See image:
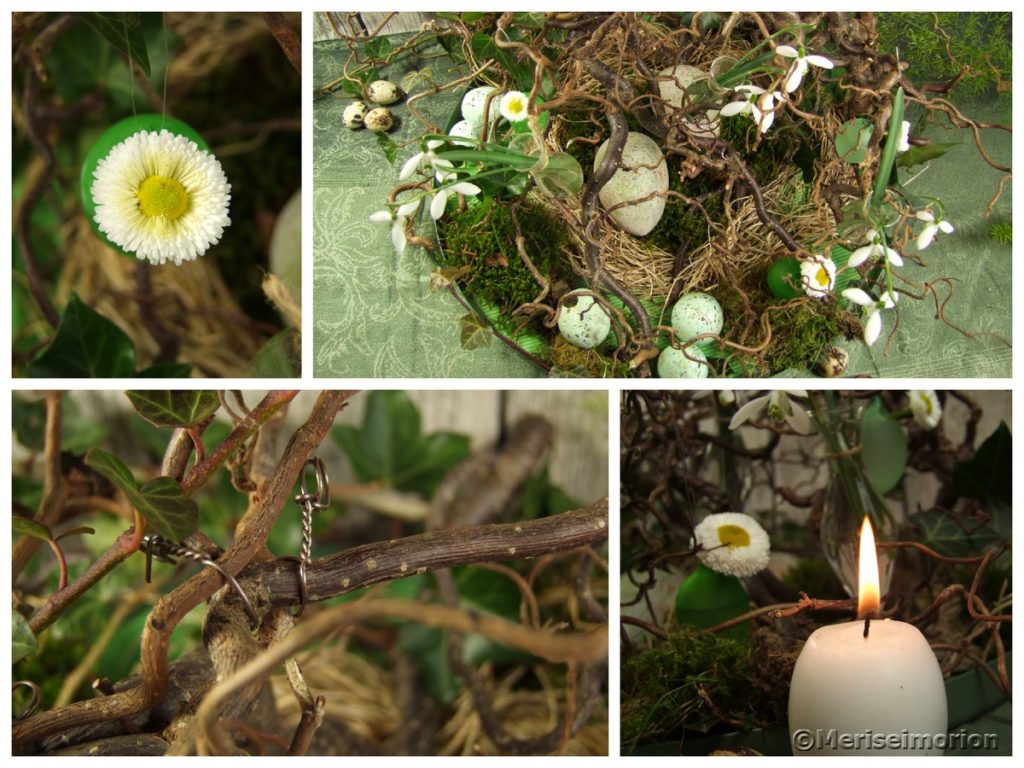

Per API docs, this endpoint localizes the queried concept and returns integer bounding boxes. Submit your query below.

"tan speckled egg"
[364,107,395,133]
[366,79,402,105]
[342,101,368,129]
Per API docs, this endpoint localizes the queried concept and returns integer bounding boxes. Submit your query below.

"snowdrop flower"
[694,512,771,577]
[429,181,481,220]
[908,390,942,429]
[916,210,955,250]
[842,287,898,346]
[399,140,456,182]
[729,390,814,434]
[90,129,231,265]
[753,89,785,133]
[720,84,766,118]
[800,254,836,298]
[499,90,529,122]
[848,229,904,268]
[897,120,911,153]
[369,198,421,255]
[775,45,834,93]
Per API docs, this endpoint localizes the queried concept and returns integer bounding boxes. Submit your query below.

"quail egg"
[342,101,368,129]
[658,345,709,378]
[366,79,402,106]
[557,290,611,349]
[364,107,395,133]
[670,292,724,341]
[449,119,479,140]
[461,86,498,125]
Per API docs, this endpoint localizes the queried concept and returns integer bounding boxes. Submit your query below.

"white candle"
[788,517,947,755]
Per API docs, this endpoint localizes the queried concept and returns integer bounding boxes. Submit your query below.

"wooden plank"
[313,11,433,41]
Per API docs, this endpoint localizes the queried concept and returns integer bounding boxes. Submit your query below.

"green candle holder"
[79,114,209,254]
[675,563,751,641]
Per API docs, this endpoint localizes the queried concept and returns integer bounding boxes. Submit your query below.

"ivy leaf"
[29,294,136,378]
[13,612,37,664]
[834,117,873,164]
[12,516,53,542]
[912,510,1002,558]
[363,36,393,60]
[859,397,907,495]
[81,12,150,77]
[459,313,492,350]
[126,391,221,428]
[85,448,198,542]
[954,422,1011,539]
[248,329,301,378]
[136,362,194,378]
[375,132,399,165]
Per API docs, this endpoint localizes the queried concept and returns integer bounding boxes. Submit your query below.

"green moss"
[988,220,1012,244]
[621,627,791,749]
[876,13,1011,102]
[549,334,628,377]
[437,197,572,312]
[763,301,850,373]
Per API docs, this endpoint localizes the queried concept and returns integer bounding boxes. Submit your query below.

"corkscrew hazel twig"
[140,534,259,630]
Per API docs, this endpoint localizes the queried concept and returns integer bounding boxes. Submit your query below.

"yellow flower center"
[507,98,526,116]
[137,176,189,220]
[815,266,830,287]
[717,524,751,548]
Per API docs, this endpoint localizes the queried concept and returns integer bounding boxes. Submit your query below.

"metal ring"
[280,556,309,617]
[297,457,330,509]
[13,680,42,721]
[199,557,260,631]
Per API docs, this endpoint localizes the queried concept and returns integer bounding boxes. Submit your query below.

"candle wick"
[863,615,871,638]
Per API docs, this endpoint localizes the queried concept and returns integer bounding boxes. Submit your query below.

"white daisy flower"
[369,198,421,255]
[90,129,231,265]
[399,139,456,182]
[916,210,955,250]
[729,390,814,434]
[848,229,903,268]
[499,90,529,122]
[908,390,942,429]
[694,512,771,578]
[800,254,836,298]
[429,181,481,220]
[775,45,834,93]
[842,287,898,346]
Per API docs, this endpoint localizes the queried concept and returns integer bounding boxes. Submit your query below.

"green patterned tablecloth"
[313,38,538,377]
[314,37,1011,378]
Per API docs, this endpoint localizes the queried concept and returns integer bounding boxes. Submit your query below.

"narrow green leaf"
[81,12,151,77]
[12,516,53,542]
[859,397,908,495]
[13,612,38,663]
[29,294,136,378]
[897,142,959,168]
[126,391,221,428]
[871,86,904,207]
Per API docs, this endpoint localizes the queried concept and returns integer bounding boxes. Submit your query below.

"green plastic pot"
[675,563,751,641]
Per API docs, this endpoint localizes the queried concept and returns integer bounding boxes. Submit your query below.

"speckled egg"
[342,101,368,129]
[461,86,498,125]
[670,292,724,341]
[594,132,669,236]
[364,107,394,133]
[658,345,709,378]
[557,291,611,349]
[366,79,402,105]
[449,119,479,140]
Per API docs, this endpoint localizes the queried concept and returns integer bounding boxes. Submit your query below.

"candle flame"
[858,516,880,618]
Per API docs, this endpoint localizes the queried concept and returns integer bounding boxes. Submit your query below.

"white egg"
[449,119,479,140]
[461,86,499,125]
[557,291,611,349]
[342,101,368,129]
[364,107,394,133]
[658,345,709,378]
[366,79,402,105]
[670,292,724,341]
